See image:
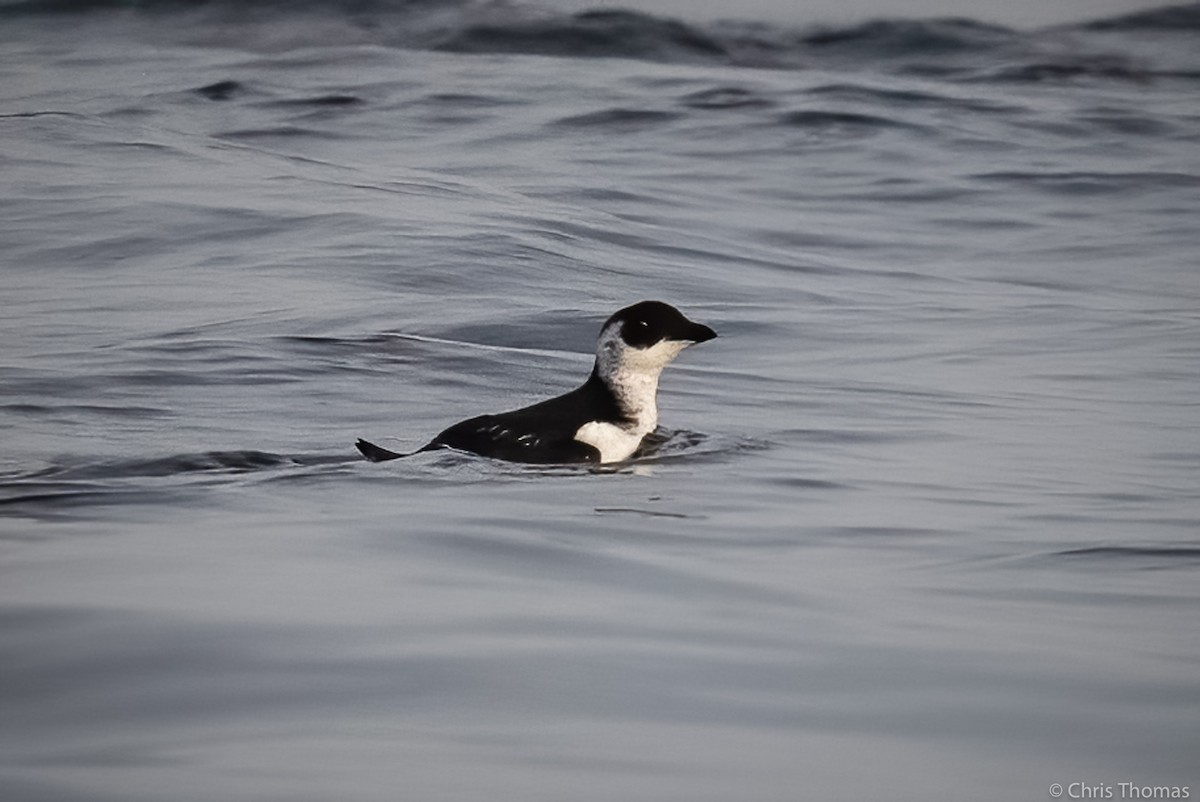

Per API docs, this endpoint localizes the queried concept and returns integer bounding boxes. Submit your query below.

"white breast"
[574,421,647,463]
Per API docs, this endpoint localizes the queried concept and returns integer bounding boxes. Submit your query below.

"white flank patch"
[574,421,645,463]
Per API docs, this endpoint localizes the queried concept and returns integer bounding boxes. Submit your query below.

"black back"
[427,367,627,463]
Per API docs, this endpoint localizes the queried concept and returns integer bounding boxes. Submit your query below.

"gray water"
[2,3,1199,800]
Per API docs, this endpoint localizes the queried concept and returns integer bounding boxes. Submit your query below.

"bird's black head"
[602,301,717,349]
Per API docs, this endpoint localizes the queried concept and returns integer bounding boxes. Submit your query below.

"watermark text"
[1049,783,1190,800]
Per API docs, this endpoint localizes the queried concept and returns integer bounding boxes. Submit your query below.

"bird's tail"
[355,438,436,462]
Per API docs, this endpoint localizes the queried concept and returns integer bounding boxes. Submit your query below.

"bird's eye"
[637,320,649,327]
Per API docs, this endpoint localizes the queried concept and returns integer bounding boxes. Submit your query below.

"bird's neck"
[593,361,661,434]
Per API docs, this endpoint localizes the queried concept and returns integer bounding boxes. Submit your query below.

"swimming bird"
[356,300,716,464]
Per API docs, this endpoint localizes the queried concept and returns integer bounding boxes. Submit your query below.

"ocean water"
[2,1,1199,800]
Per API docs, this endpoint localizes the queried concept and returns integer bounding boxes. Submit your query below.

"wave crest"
[3,0,1196,81]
